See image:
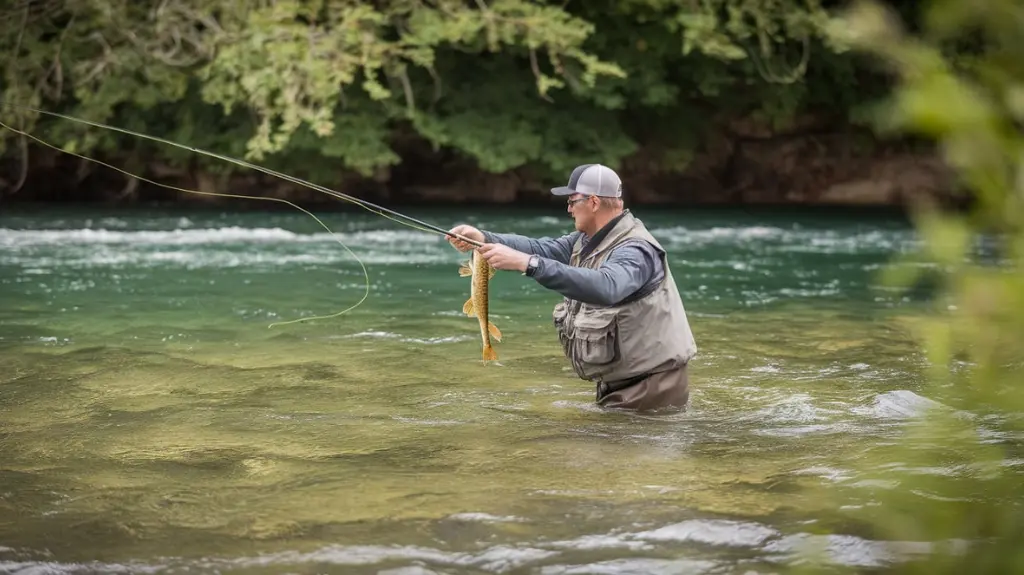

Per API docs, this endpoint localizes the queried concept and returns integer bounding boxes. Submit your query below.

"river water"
[0,205,948,573]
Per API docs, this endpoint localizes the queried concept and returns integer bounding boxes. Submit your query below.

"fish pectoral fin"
[487,265,497,279]
[488,322,502,342]
[458,261,473,277]
[463,298,476,317]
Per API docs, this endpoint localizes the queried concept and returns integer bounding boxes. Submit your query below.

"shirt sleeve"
[481,230,578,264]
[529,239,663,306]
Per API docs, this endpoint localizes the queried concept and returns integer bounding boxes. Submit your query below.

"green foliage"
[195,0,628,162]
[673,0,835,83]
[0,0,893,190]
[815,0,1024,572]
[405,55,638,177]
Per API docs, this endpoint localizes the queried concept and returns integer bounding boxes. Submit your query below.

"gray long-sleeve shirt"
[481,229,665,307]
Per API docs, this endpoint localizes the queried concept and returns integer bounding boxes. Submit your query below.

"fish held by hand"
[459,250,502,362]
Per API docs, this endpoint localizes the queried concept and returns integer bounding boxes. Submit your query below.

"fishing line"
[0,102,484,326]
[0,102,484,247]
[0,117,375,328]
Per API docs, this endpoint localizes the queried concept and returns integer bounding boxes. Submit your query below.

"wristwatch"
[524,254,540,277]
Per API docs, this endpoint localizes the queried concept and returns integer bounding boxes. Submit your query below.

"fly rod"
[0,101,485,248]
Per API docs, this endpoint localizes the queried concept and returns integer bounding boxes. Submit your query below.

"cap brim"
[550,186,576,196]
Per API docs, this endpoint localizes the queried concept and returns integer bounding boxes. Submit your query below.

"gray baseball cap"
[550,164,622,198]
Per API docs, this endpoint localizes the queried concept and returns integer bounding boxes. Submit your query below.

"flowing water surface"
[0,205,946,573]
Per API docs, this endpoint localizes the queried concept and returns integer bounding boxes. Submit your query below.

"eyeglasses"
[567,197,588,207]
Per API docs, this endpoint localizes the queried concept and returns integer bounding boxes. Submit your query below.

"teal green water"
[0,206,942,573]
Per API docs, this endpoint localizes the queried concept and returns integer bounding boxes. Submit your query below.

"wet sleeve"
[481,231,578,264]
[528,240,661,306]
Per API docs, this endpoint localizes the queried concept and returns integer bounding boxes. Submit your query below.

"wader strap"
[596,373,649,400]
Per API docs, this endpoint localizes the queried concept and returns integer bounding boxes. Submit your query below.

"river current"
[0,206,949,573]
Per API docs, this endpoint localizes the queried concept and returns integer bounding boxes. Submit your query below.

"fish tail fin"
[488,322,502,342]
[482,345,498,361]
[458,260,473,277]
[463,298,476,317]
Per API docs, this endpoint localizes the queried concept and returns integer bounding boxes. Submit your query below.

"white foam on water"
[540,558,720,575]
[470,546,560,572]
[649,225,917,254]
[342,331,402,339]
[433,310,471,317]
[651,225,789,244]
[792,466,855,482]
[447,512,524,523]
[632,519,779,547]
[763,533,941,568]
[749,393,834,424]
[337,332,471,345]
[378,567,442,575]
[778,287,842,297]
[0,226,441,247]
[0,226,462,269]
[0,526,963,574]
[852,390,947,420]
[545,534,653,552]
[402,335,473,345]
[0,226,298,246]
[0,561,160,574]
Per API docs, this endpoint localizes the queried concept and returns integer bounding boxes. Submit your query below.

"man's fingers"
[446,227,479,252]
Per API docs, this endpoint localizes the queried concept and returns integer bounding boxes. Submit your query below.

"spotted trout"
[459,250,502,361]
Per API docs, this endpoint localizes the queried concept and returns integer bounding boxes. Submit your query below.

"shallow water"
[0,205,952,573]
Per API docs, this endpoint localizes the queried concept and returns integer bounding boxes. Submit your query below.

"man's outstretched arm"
[482,230,578,264]
[529,240,662,306]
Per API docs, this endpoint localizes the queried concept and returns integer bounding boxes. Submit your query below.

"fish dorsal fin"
[458,260,473,277]
[463,298,476,317]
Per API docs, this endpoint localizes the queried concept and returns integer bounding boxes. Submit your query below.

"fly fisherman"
[447,164,697,411]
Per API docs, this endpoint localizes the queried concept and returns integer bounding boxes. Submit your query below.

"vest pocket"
[552,301,571,357]
[571,307,620,378]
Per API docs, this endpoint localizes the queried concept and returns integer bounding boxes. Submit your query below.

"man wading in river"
[447,164,697,411]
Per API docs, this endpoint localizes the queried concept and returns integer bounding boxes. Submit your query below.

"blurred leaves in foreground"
[793,0,1024,572]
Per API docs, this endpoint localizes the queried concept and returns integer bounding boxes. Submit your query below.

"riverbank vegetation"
[0,0,949,206]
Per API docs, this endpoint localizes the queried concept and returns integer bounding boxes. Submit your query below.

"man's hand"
[446,224,484,252]
[478,243,531,273]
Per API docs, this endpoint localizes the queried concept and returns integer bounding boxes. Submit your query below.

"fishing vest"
[552,211,697,386]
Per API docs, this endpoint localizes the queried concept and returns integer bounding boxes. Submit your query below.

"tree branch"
[427,63,443,107]
[396,64,415,114]
[11,133,28,194]
[40,13,75,100]
[530,49,554,102]
[116,173,139,201]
